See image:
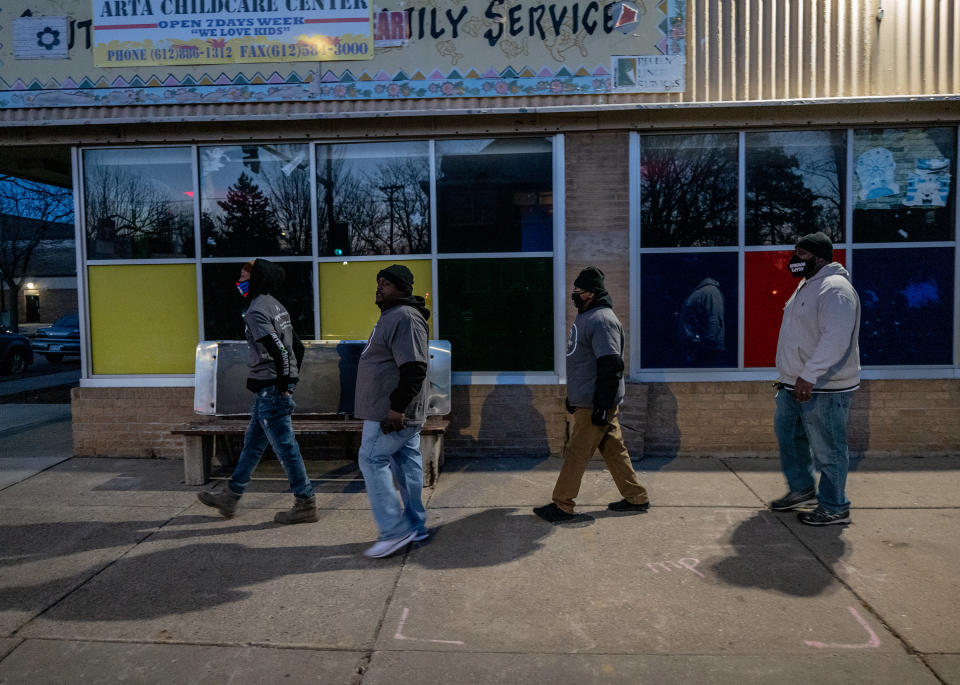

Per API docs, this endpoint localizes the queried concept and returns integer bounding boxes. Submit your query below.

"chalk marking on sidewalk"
[394,607,465,645]
[804,607,880,649]
[646,557,704,578]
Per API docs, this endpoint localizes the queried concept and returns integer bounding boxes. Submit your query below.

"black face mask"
[571,292,586,309]
[788,255,817,279]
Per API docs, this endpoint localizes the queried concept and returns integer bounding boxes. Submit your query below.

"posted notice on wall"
[92,0,373,67]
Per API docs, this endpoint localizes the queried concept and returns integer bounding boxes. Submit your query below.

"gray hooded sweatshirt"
[775,262,861,391]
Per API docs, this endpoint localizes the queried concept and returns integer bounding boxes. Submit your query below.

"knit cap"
[573,266,606,292]
[377,264,414,295]
[796,232,834,262]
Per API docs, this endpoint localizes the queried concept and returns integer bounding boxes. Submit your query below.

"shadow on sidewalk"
[0,508,552,621]
[707,511,847,597]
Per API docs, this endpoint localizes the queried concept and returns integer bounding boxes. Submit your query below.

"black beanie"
[377,264,414,295]
[574,266,606,293]
[796,232,834,262]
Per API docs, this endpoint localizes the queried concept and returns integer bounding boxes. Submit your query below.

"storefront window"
[639,133,738,247]
[438,257,553,371]
[853,128,956,243]
[316,142,430,257]
[743,250,846,367]
[746,130,845,245]
[854,247,954,365]
[199,144,312,257]
[318,260,432,340]
[84,147,194,259]
[639,252,738,368]
[436,138,553,253]
[201,262,316,341]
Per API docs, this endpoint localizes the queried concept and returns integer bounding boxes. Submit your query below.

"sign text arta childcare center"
[92,0,374,66]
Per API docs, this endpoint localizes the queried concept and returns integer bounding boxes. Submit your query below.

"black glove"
[565,398,576,415]
[591,407,609,426]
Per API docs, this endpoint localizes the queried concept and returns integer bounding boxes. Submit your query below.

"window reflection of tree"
[85,165,193,258]
[318,144,430,256]
[746,132,843,245]
[201,144,310,257]
[641,134,738,247]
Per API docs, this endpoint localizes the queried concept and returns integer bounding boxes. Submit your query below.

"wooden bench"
[173,414,449,487]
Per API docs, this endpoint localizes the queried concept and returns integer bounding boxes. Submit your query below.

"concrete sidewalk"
[0,418,957,684]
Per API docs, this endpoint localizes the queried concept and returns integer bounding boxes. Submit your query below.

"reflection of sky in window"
[84,147,191,204]
[436,138,551,156]
[321,141,428,179]
[750,131,841,207]
[200,144,308,205]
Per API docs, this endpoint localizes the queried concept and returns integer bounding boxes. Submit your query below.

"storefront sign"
[1,0,686,107]
[92,0,374,66]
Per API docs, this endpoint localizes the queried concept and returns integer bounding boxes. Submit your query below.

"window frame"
[74,137,566,387]
[629,127,960,383]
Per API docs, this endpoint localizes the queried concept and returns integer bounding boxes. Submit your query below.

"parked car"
[0,325,33,376]
[31,313,80,363]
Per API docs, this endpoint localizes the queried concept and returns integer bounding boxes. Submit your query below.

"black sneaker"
[798,506,850,526]
[533,503,578,523]
[608,499,650,513]
[769,488,817,511]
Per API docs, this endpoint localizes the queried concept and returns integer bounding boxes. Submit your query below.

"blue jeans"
[774,388,853,513]
[358,420,427,541]
[228,386,314,499]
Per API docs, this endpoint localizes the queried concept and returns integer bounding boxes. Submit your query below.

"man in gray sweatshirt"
[770,232,861,526]
[198,259,316,525]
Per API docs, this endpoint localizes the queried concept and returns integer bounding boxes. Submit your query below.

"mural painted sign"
[91,0,373,66]
[0,0,686,107]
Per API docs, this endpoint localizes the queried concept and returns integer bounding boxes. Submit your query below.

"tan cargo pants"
[552,407,649,513]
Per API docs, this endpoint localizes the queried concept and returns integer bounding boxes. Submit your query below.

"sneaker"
[533,503,578,523]
[769,488,817,511]
[363,530,417,559]
[274,496,318,524]
[198,490,240,518]
[608,499,650,513]
[412,529,432,542]
[798,506,850,526]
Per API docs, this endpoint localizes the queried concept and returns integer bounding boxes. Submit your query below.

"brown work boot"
[274,496,318,524]
[198,489,240,518]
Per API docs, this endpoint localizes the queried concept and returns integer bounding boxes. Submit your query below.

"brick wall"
[72,380,959,460]
[565,130,632,372]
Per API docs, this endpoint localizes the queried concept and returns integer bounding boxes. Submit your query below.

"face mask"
[788,255,817,279]
[571,292,585,309]
[236,279,250,297]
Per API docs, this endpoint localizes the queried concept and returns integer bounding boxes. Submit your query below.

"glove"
[591,407,609,426]
[565,398,576,415]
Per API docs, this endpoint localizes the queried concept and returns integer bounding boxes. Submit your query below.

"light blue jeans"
[774,388,854,514]
[358,420,427,541]
[228,386,314,499]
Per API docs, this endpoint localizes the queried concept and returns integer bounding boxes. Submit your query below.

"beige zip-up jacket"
[775,262,861,391]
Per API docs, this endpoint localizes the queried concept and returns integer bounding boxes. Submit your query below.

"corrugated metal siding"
[0,0,956,127]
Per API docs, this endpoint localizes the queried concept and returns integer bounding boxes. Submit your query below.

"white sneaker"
[363,530,417,559]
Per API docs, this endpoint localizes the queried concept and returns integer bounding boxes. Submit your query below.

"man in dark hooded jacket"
[534,266,650,523]
[355,264,432,558]
[198,259,316,524]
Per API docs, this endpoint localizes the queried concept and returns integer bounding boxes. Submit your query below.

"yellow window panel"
[88,264,198,374]
[319,260,433,340]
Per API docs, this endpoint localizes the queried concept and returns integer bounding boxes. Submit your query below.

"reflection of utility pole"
[322,150,349,256]
[379,184,402,253]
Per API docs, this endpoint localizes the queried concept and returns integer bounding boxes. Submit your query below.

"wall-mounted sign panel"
[91,0,374,66]
[0,0,685,108]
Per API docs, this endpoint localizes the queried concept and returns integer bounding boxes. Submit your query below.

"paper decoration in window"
[856,147,900,200]
[903,158,951,207]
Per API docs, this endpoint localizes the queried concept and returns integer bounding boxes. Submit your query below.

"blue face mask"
[236,280,249,297]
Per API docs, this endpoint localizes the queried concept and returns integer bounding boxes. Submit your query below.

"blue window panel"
[640,252,739,368]
[854,247,955,365]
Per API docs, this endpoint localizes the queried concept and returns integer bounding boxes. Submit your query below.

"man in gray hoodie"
[770,232,861,526]
[197,259,316,525]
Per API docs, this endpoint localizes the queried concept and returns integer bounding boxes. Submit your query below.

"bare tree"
[0,175,73,331]
[263,164,311,254]
[85,165,192,258]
